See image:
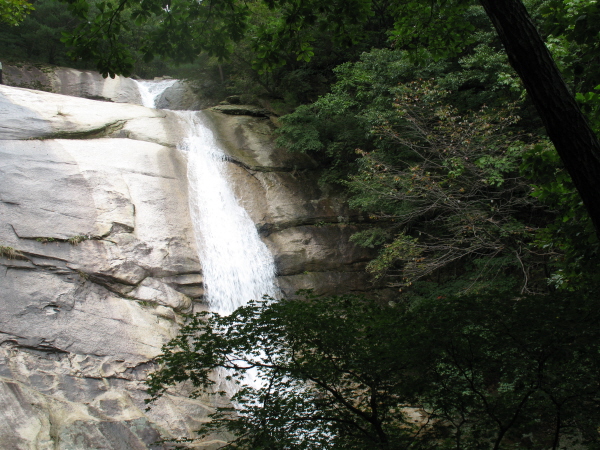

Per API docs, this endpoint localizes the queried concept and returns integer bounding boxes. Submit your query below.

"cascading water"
[134,79,177,108]
[135,79,279,315]
[177,111,279,314]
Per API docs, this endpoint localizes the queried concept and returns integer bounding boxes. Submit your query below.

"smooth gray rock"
[154,80,209,111]
[52,68,143,104]
[265,224,373,276]
[3,64,214,111]
[203,109,318,171]
[0,84,201,448]
[3,64,142,104]
[0,70,377,449]
[0,85,185,146]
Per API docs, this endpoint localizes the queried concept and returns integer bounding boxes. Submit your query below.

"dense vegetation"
[148,290,600,449]
[4,0,600,448]
[0,0,33,26]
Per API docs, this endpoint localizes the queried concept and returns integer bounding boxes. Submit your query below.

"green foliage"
[147,293,421,449]
[0,0,81,66]
[35,237,56,243]
[68,234,88,245]
[275,32,531,179]
[274,12,598,290]
[0,0,34,26]
[50,0,512,94]
[389,0,476,59]
[415,289,600,449]
[540,0,600,90]
[147,289,600,449]
[521,143,600,289]
[540,0,600,130]
[276,48,442,183]
[275,40,582,293]
[55,0,247,77]
[345,81,548,292]
[576,84,600,133]
[220,0,386,109]
[0,245,24,259]
[55,0,394,79]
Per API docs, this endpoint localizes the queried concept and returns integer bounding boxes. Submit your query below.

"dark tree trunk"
[479,0,600,238]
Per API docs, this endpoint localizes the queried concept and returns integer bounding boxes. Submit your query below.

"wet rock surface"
[0,72,376,449]
[3,64,215,111]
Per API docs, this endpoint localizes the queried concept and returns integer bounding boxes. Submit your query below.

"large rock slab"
[3,64,211,110]
[0,85,184,146]
[0,73,379,449]
[0,85,207,448]
[3,64,142,104]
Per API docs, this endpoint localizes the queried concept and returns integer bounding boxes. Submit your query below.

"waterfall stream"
[178,111,279,314]
[134,79,177,108]
[135,79,279,314]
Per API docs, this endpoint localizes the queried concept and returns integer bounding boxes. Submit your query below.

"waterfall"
[135,79,279,315]
[177,111,279,314]
[134,79,177,108]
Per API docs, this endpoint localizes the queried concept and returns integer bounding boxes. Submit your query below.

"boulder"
[154,80,210,111]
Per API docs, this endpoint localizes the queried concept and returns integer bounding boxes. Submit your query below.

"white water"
[135,79,279,315]
[177,111,279,314]
[134,79,178,108]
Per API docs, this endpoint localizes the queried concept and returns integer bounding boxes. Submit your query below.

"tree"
[345,81,551,293]
[477,0,600,240]
[146,290,600,449]
[147,294,422,449]
[0,0,80,66]
[57,0,386,77]
[0,0,33,26]
[57,0,600,238]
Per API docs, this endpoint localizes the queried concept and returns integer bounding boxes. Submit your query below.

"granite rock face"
[202,109,376,297]
[0,74,375,449]
[3,64,214,110]
[153,79,213,111]
[0,85,212,450]
[3,64,143,104]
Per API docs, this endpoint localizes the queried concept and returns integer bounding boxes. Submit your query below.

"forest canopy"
[3,0,600,448]
[44,0,600,240]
